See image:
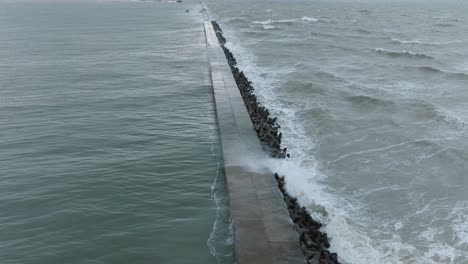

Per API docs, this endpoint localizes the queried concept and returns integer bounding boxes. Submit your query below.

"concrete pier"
[204,21,304,264]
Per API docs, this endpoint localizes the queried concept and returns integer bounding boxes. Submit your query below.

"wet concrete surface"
[204,21,304,264]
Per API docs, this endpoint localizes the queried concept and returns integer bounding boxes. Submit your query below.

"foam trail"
[206,120,234,263]
[417,147,450,161]
[206,118,222,261]
[207,160,222,262]
[329,139,430,164]
[388,38,464,45]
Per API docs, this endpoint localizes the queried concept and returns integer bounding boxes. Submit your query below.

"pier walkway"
[203,20,304,264]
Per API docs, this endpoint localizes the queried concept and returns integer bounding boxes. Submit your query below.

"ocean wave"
[252,19,293,25]
[416,201,468,263]
[431,106,468,130]
[262,25,277,30]
[375,48,434,59]
[252,16,324,25]
[311,31,339,38]
[413,66,445,74]
[390,38,464,46]
[405,66,468,79]
[301,16,319,22]
[405,100,468,130]
[345,94,396,107]
[391,38,428,45]
[451,201,468,247]
[225,17,249,24]
[355,28,372,34]
[432,15,461,22]
[434,23,455,28]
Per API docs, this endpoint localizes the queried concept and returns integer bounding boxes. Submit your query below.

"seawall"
[203,20,304,263]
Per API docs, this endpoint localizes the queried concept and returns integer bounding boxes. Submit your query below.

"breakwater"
[204,19,304,263]
[210,21,341,264]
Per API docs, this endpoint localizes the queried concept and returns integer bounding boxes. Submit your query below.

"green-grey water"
[3,0,468,264]
[0,2,233,263]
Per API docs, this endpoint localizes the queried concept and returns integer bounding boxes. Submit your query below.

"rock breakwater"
[211,20,341,264]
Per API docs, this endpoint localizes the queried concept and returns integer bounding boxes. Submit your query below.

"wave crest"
[391,38,464,46]
[252,16,324,25]
[405,66,468,79]
[391,38,428,45]
[301,16,319,22]
[375,48,433,59]
[434,23,455,28]
[346,94,396,108]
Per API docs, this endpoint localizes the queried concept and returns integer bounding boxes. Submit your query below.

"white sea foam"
[263,25,276,30]
[207,122,235,263]
[207,119,222,261]
[451,201,468,247]
[432,15,460,22]
[301,16,319,22]
[391,37,464,46]
[252,18,297,24]
[391,38,426,45]
[252,19,272,25]
[252,16,322,26]
[207,159,222,260]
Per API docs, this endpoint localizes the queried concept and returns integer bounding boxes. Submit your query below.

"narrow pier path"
[203,20,304,264]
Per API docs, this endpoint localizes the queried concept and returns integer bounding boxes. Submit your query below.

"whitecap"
[391,38,464,46]
[276,18,299,23]
[375,48,434,59]
[263,25,276,30]
[450,201,468,247]
[301,16,319,22]
[391,38,425,45]
[252,19,273,25]
[252,16,323,26]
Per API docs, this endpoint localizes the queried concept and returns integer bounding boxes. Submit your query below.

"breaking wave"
[345,94,396,108]
[301,16,319,22]
[252,16,325,25]
[391,38,430,45]
[390,38,464,46]
[405,66,468,79]
[262,25,277,30]
[407,100,468,130]
[375,48,434,59]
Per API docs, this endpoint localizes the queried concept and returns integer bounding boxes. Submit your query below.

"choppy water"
[207,0,468,263]
[0,2,234,263]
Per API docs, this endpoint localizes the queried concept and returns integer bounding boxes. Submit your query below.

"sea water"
[0,1,234,263]
[206,0,468,263]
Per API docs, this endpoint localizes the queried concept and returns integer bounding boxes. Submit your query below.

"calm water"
[207,0,468,263]
[0,1,234,263]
